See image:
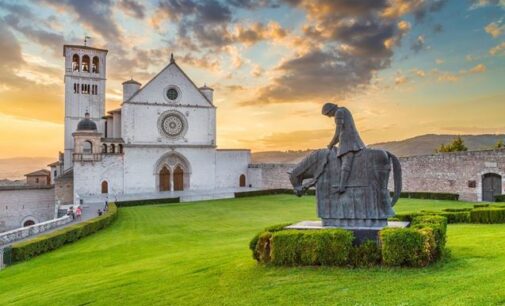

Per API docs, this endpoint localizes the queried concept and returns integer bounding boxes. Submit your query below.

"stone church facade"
[55,44,250,203]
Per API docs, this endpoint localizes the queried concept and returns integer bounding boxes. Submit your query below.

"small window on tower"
[82,55,90,72]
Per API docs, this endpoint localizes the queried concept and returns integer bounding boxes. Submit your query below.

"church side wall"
[0,187,55,233]
[73,155,124,200]
[123,147,216,193]
[215,150,251,188]
[249,150,505,202]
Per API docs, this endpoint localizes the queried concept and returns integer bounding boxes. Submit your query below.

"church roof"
[122,79,141,85]
[25,169,50,177]
[47,161,60,167]
[77,113,97,131]
[123,55,214,107]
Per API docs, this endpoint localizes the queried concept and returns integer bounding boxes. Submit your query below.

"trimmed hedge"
[10,203,118,263]
[394,205,505,224]
[495,195,505,202]
[270,229,353,266]
[116,197,180,207]
[390,191,459,201]
[470,207,505,223]
[380,215,447,267]
[251,216,447,267]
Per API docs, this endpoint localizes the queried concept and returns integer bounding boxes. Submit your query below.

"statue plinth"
[286,220,409,245]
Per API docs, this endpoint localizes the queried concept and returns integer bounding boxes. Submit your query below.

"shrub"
[495,195,505,202]
[379,228,432,267]
[442,208,472,212]
[439,211,470,223]
[235,189,292,198]
[116,198,179,207]
[249,223,291,260]
[411,215,447,256]
[474,204,490,208]
[470,208,505,224]
[270,229,353,266]
[11,203,118,263]
[391,192,459,201]
[349,240,381,267]
[394,211,469,224]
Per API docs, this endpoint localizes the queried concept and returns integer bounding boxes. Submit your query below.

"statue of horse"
[289,147,402,228]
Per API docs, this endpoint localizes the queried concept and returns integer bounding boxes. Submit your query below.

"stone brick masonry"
[248,149,505,202]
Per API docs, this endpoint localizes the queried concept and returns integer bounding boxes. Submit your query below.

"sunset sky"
[0,0,504,159]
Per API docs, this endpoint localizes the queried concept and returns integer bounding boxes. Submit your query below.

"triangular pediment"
[125,61,213,107]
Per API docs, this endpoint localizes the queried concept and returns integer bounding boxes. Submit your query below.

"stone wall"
[248,149,505,202]
[248,163,295,189]
[395,149,505,202]
[0,215,72,246]
[0,186,56,232]
[55,172,74,205]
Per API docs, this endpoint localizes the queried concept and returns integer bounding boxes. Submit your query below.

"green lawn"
[1,195,504,305]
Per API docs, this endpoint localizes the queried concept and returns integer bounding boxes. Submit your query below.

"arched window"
[239,174,246,187]
[101,181,108,194]
[92,56,99,73]
[23,219,35,227]
[73,83,80,94]
[118,144,123,154]
[110,144,115,154]
[102,144,107,153]
[83,140,93,154]
[72,54,80,72]
[82,55,90,72]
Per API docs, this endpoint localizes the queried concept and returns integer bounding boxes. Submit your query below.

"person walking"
[75,206,82,220]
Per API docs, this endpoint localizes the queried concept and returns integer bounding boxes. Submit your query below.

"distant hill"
[251,134,505,164]
[0,157,54,180]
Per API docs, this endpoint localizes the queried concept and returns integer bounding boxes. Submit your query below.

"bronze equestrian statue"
[289,103,402,228]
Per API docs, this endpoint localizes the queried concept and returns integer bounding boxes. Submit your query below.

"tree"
[495,139,505,149]
[436,136,468,153]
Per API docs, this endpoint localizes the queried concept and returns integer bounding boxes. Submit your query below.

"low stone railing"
[0,215,72,246]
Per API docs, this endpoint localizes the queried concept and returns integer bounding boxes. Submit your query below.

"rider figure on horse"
[322,103,366,194]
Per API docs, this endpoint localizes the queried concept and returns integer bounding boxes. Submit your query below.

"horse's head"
[288,148,332,196]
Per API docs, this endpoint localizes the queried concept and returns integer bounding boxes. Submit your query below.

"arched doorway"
[159,167,171,191]
[482,173,502,202]
[174,166,184,191]
[23,220,35,227]
[101,181,108,194]
[239,174,246,187]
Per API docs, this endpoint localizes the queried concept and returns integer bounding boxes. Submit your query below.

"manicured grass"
[1,195,504,305]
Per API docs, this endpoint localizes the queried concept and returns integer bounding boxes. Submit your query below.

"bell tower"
[62,44,108,170]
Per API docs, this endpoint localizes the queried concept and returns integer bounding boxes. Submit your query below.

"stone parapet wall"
[249,149,505,202]
[0,215,72,246]
[248,163,295,189]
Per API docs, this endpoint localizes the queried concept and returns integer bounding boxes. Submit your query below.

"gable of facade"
[121,61,216,146]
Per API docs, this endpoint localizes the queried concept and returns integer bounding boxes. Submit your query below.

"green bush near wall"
[116,198,180,207]
[390,192,459,201]
[10,203,118,263]
[495,195,505,202]
[470,207,505,223]
[250,215,447,268]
